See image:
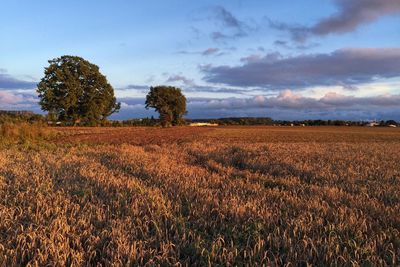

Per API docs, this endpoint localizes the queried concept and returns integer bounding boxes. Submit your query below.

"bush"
[0,123,55,144]
[0,112,45,124]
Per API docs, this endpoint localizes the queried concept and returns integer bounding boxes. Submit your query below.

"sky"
[1,0,400,120]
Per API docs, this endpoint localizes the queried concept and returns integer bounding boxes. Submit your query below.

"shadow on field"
[81,149,284,264]
[187,146,327,188]
[48,156,196,266]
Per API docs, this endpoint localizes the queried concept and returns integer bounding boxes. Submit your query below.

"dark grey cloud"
[319,92,400,107]
[209,6,250,41]
[274,39,319,50]
[203,48,400,89]
[211,31,228,41]
[4,92,397,121]
[210,31,247,41]
[4,88,395,121]
[0,70,37,90]
[213,6,242,29]
[177,47,224,56]
[185,91,400,120]
[202,48,220,56]
[274,40,289,48]
[269,0,400,41]
[313,0,400,35]
[190,6,258,42]
[166,77,256,95]
[183,85,251,95]
[110,97,155,120]
[267,19,310,42]
[117,84,149,91]
[240,54,264,63]
[111,92,400,121]
[117,80,252,96]
[166,75,195,86]
[177,50,196,55]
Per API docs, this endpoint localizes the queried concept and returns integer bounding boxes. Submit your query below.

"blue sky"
[1,0,400,120]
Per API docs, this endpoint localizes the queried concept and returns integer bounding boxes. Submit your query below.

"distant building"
[366,122,379,127]
[47,121,62,126]
[189,122,219,127]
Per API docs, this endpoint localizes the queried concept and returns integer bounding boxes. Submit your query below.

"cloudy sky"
[1,0,400,120]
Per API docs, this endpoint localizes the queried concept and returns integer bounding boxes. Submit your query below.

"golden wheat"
[0,126,399,266]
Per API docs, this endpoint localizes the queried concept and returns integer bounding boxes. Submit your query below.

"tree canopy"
[145,86,187,127]
[37,55,120,124]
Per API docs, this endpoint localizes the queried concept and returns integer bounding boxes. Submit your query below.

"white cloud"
[0,90,38,109]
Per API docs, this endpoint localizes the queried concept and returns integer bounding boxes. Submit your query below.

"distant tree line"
[275,120,362,126]
[275,120,399,127]
[1,111,398,127]
[189,117,274,126]
[187,118,399,127]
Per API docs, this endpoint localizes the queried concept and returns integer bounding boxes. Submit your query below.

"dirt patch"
[53,126,215,145]
[52,126,400,146]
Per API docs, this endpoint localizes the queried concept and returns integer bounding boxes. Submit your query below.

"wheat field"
[0,126,399,266]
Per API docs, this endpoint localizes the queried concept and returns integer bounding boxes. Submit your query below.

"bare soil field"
[54,126,400,145]
[54,126,214,145]
[0,126,399,266]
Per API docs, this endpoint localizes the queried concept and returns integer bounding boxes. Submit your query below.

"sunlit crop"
[0,126,399,266]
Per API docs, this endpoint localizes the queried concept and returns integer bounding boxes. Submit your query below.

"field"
[0,126,399,266]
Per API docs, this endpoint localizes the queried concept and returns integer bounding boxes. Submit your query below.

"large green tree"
[145,86,187,127]
[37,55,120,124]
